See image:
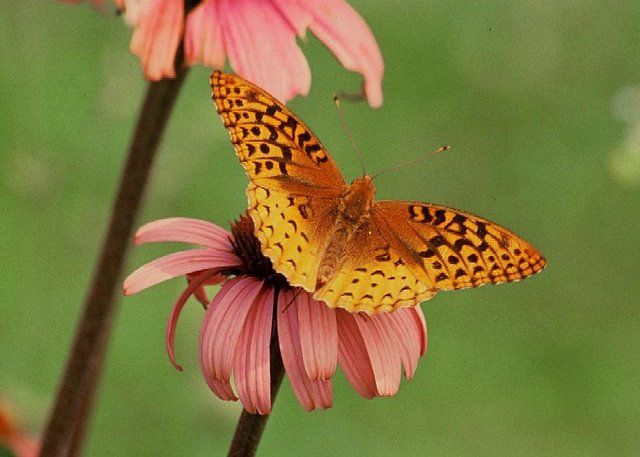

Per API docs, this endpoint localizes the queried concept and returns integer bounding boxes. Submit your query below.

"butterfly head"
[343,175,376,222]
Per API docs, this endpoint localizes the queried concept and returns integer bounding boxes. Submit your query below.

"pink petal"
[414,306,428,356]
[165,269,226,371]
[233,286,274,414]
[302,0,384,107]
[123,249,240,295]
[297,293,337,381]
[185,0,226,68]
[4,434,39,457]
[377,308,423,379]
[356,313,402,396]
[134,217,234,251]
[120,0,144,26]
[278,289,332,411]
[335,310,377,399]
[0,404,40,457]
[269,0,312,37]
[220,0,311,102]
[186,271,226,306]
[130,0,184,80]
[199,277,263,401]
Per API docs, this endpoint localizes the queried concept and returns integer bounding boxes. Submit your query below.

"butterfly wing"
[315,200,546,314]
[374,200,546,288]
[313,217,436,313]
[211,71,345,290]
[246,182,341,290]
[211,71,546,312]
[211,71,345,190]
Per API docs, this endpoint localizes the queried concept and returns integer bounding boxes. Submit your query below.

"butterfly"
[210,71,546,314]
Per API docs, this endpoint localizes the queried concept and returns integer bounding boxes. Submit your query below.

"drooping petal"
[220,0,311,103]
[134,217,234,251]
[233,286,274,414]
[130,0,184,80]
[376,308,423,379]
[185,0,226,68]
[297,293,337,381]
[123,249,240,295]
[301,0,384,107]
[335,310,377,399]
[206,378,237,402]
[269,0,311,37]
[119,0,144,26]
[186,271,226,306]
[356,313,402,396]
[166,270,225,371]
[278,290,332,411]
[199,277,263,400]
[414,306,428,356]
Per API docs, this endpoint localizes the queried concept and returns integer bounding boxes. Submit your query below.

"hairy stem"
[227,320,285,457]
[40,63,188,456]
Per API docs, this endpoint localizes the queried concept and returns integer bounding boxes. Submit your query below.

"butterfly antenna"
[333,94,367,177]
[371,145,450,181]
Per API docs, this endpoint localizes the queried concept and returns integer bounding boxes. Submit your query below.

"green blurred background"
[2,1,640,455]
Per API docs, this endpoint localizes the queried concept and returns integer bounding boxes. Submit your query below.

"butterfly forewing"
[212,71,346,291]
[211,71,346,191]
[374,201,546,291]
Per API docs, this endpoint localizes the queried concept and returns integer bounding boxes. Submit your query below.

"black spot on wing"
[297,131,311,147]
[265,105,277,116]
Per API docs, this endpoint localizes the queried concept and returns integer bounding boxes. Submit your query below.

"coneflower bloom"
[63,0,384,107]
[124,215,427,414]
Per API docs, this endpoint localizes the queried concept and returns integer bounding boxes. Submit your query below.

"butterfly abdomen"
[316,177,376,289]
[316,225,349,289]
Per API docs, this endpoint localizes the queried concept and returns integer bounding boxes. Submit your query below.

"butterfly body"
[317,176,375,289]
[211,71,546,314]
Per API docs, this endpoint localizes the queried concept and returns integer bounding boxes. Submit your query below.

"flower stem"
[227,324,285,457]
[39,61,189,456]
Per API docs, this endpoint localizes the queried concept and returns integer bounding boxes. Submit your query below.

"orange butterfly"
[211,71,546,314]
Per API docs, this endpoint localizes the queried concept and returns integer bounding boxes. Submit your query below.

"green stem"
[39,62,188,457]
[227,318,285,457]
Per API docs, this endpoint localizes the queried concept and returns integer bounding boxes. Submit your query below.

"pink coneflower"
[124,215,427,414]
[64,0,384,107]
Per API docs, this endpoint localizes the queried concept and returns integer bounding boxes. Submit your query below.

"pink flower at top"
[64,0,384,107]
[124,215,427,414]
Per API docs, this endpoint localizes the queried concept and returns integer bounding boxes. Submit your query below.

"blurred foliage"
[1,1,640,455]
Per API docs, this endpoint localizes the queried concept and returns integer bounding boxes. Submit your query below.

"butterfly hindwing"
[315,201,546,313]
[247,182,340,291]
[314,218,435,313]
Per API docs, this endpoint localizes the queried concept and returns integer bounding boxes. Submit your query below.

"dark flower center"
[230,214,289,289]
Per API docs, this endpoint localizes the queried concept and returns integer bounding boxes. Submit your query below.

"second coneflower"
[124,214,427,414]
[63,0,384,107]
